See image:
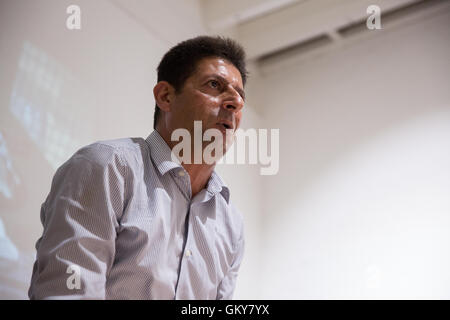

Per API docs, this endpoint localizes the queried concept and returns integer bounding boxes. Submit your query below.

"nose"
[221,86,244,113]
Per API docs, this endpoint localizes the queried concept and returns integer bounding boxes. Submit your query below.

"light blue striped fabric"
[28,130,245,300]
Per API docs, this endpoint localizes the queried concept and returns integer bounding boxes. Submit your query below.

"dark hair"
[153,35,248,129]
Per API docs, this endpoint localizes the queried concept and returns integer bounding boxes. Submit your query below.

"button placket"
[174,201,193,298]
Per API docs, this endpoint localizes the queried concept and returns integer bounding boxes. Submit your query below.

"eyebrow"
[207,74,246,101]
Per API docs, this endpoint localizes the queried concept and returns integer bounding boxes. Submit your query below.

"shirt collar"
[207,170,230,204]
[145,130,182,176]
[145,130,230,204]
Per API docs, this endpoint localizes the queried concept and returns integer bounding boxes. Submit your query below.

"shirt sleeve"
[216,223,245,300]
[28,143,129,299]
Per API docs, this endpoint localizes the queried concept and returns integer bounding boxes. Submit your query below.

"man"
[28,36,247,299]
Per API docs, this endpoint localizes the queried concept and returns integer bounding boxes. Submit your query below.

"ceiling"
[202,0,446,60]
[112,0,448,62]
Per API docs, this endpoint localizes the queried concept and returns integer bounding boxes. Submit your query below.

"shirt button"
[178,171,185,177]
[185,249,192,257]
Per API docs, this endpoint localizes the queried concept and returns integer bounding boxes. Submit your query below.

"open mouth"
[216,120,233,131]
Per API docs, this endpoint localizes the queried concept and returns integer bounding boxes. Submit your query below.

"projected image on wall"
[0,41,94,299]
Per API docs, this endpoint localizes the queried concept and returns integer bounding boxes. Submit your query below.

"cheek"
[178,94,215,115]
[200,92,221,107]
[195,93,221,114]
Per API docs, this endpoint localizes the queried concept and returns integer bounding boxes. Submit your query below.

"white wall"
[0,0,263,299]
[256,8,450,299]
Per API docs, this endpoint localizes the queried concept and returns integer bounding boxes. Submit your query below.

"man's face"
[166,57,245,153]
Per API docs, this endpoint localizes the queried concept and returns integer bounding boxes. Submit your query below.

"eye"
[208,80,221,89]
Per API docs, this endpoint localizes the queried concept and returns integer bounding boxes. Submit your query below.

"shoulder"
[52,137,150,184]
[71,137,147,169]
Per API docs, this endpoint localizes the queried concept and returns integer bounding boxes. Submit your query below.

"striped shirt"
[28,130,245,299]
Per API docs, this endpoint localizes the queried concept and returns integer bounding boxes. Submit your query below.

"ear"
[153,81,174,112]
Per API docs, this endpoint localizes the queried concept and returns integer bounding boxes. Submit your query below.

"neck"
[156,127,216,198]
[182,163,215,197]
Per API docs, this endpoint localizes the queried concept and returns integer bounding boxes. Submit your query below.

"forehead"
[192,57,243,87]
